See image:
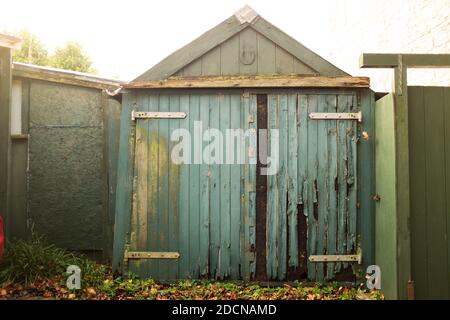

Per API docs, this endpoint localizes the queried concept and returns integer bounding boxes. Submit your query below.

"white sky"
[1,0,449,90]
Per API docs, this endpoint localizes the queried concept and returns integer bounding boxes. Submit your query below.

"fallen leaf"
[68,293,76,299]
[0,289,7,296]
[86,287,96,296]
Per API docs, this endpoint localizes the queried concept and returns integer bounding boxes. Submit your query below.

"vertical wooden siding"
[174,28,317,78]
[409,86,450,299]
[266,92,358,281]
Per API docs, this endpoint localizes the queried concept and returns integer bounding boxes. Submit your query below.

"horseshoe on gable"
[240,46,256,65]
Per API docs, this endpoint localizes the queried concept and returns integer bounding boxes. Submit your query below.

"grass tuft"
[0,236,105,287]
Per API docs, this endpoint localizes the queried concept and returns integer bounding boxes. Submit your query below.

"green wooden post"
[0,34,21,240]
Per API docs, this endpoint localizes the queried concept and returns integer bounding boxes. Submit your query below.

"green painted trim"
[393,59,412,300]
[360,53,450,68]
[112,92,137,272]
[359,88,375,268]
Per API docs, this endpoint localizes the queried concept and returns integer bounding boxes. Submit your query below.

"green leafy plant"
[0,236,105,287]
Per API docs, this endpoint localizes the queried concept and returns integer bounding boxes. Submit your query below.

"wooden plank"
[294,58,316,75]
[201,46,221,76]
[220,34,240,76]
[131,95,148,256]
[297,94,309,277]
[360,53,450,68]
[445,88,450,298]
[326,94,338,279]
[257,34,276,74]
[316,95,328,281]
[408,86,428,299]
[424,87,449,299]
[306,95,319,280]
[287,94,299,269]
[178,94,190,278]
[248,94,257,278]
[267,94,279,279]
[181,59,202,77]
[189,95,201,278]
[347,95,358,259]
[209,94,221,278]
[358,89,375,269]
[168,94,181,280]
[219,95,231,278]
[112,92,136,272]
[374,93,398,299]
[336,95,349,273]
[125,76,370,89]
[276,46,294,74]
[255,94,268,280]
[277,94,288,280]
[199,95,210,277]
[240,93,249,280]
[230,94,241,279]
[238,27,258,75]
[147,94,160,278]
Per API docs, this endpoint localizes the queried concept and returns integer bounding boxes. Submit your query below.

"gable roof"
[133,5,348,82]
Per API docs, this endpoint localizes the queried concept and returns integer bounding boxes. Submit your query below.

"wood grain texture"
[125,76,369,89]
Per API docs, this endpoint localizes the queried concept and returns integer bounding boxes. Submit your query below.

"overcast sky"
[1,0,448,90]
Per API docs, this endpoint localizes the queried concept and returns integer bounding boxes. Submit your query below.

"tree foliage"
[12,30,48,65]
[11,31,95,73]
[49,42,96,73]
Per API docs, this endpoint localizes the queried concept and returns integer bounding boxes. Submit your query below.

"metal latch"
[309,111,362,122]
[308,254,362,264]
[132,111,187,121]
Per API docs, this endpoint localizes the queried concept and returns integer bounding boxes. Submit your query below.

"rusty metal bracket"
[125,251,180,259]
[131,111,187,121]
[308,254,362,264]
[309,111,362,122]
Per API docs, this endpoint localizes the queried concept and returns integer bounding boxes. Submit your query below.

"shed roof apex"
[234,5,259,24]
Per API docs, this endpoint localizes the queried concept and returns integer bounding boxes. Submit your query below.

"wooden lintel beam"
[360,53,450,69]
[124,76,370,89]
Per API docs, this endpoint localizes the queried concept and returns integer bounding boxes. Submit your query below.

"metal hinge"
[308,253,362,264]
[131,111,187,121]
[125,251,180,259]
[309,111,362,122]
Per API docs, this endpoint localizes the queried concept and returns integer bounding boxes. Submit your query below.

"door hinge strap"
[309,111,362,122]
[132,111,187,121]
[125,251,180,259]
[308,254,362,264]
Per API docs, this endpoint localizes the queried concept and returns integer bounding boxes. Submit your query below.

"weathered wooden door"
[124,92,257,280]
[115,90,365,282]
[264,92,359,281]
